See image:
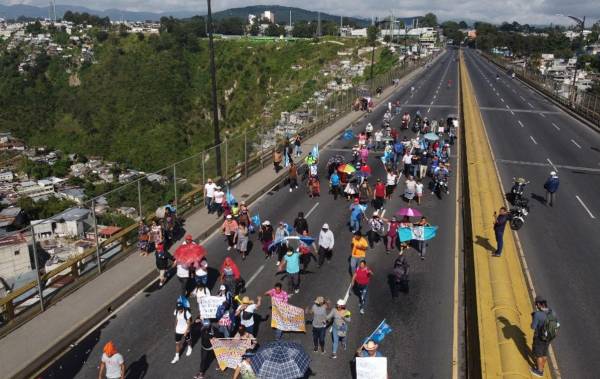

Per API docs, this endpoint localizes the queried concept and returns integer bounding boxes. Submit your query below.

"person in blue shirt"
[543,171,559,207]
[330,171,341,200]
[278,247,301,294]
[492,207,509,257]
[349,199,364,233]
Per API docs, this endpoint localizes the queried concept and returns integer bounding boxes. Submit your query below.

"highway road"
[40,50,461,379]
[464,49,600,378]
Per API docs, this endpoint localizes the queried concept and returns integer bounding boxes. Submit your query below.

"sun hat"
[314,296,325,305]
[336,299,346,307]
[262,220,270,226]
[241,296,253,304]
[226,215,232,219]
[550,171,556,176]
[363,340,378,351]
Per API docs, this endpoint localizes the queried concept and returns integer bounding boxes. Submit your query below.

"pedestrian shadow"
[125,354,148,379]
[474,235,495,252]
[530,193,546,205]
[206,267,221,291]
[497,316,534,365]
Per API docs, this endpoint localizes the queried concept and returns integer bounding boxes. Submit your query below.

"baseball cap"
[226,214,232,219]
[550,171,556,176]
[322,223,329,229]
[534,295,546,304]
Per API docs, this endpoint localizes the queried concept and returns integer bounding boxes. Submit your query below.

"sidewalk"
[0,56,439,379]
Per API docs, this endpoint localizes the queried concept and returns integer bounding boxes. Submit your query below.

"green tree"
[265,24,285,37]
[420,13,438,28]
[459,21,468,29]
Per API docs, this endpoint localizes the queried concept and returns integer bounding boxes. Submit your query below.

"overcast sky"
[2,0,599,25]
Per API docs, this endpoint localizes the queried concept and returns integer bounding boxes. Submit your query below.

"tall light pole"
[558,14,585,106]
[207,0,222,177]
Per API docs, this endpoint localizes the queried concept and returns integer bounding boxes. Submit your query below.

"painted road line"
[546,158,558,172]
[518,120,524,128]
[246,264,265,286]
[520,96,526,101]
[530,136,538,145]
[528,102,534,108]
[576,195,596,219]
[571,139,581,149]
[496,159,600,173]
[552,122,560,131]
[506,105,510,109]
[501,98,505,102]
[305,202,320,218]
[510,110,515,115]
[539,113,546,118]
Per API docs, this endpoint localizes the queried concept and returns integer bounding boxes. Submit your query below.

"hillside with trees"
[0,19,369,171]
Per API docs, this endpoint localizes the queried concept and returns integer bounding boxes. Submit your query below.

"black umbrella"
[250,340,310,379]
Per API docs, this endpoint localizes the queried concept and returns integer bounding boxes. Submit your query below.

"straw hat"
[241,296,254,304]
[363,340,378,351]
[314,296,325,305]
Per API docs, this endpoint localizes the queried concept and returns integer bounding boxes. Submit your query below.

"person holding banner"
[415,217,431,260]
[356,340,383,358]
[232,350,257,379]
[235,296,262,335]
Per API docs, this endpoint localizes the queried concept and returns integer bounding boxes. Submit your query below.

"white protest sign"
[199,296,226,319]
[356,357,387,379]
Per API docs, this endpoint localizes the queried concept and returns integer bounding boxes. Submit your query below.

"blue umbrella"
[424,132,440,141]
[250,340,310,379]
[268,236,315,251]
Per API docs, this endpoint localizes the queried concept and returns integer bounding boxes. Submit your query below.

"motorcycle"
[433,176,449,198]
[508,206,528,230]
[509,177,530,208]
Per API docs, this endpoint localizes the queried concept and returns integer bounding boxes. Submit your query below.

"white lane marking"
[427,107,431,113]
[576,195,596,219]
[305,202,320,218]
[520,96,526,101]
[552,122,560,131]
[510,111,515,115]
[506,105,510,109]
[546,158,558,172]
[246,264,265,286]
[528,102,534,108]
[530,135,538,145]
[571,139,581,149]
[539,113,546,118]
[518,120,524,128]
[501,98,505,102]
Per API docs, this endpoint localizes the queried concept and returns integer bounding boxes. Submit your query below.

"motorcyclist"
[432,164,450,195]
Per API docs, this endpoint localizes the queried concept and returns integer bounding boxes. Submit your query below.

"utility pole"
[317,11,321,37]
[289,10,292,29]
[207,0,222,177]
[340,15,342,36]
[557,14,586,106]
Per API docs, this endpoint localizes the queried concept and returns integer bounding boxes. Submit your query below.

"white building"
[351,28,368,37]
[32,208,92,240]
[17,180,55,200]
[261,11,275,24]
[248,14,257,25]
[0,171,14,182]
[0,234,31,280]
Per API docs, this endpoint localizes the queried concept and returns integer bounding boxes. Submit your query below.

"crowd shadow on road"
[498,316,534,366]
[125,354,148,379]
[474,235,495,253]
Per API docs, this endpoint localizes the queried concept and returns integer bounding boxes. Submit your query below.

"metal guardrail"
[0,56,429,332]
[482,52,600,129]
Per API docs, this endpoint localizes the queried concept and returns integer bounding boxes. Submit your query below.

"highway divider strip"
[459,50,546,378]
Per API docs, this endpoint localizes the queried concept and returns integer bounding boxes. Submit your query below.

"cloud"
[2,0,599,24]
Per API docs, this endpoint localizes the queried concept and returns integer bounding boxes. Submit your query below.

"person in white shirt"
[172,303,193,364]
[99,341,124,379]
[175,263,191,296]
[193,282,211,320]
[213,186,225,216]
[386,170,398,199]
[317,223,335,267]
[235,296,262,335]
[204,178,217,214]
[365,123,373,139]
[374,129,383,150]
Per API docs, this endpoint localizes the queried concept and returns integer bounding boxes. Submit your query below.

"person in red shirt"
[352,260,373,314]
[373,179,386,210]
[360,163,372,177]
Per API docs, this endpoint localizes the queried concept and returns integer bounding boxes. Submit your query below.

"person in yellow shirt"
[350,231,368,273]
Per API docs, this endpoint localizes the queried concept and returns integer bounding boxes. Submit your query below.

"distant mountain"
[0,3,371,25]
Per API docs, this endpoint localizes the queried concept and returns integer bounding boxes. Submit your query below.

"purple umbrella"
[395,207,423,217]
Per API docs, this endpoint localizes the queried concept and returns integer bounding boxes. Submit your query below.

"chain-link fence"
[0,52,432,330]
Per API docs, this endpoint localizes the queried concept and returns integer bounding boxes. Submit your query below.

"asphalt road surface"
[40,50,461,379]
[464,49,600,379]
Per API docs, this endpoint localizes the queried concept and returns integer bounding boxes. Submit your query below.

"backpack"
[540,310,559,342]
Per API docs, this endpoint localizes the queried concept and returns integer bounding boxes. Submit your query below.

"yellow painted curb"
[459,51,549,379]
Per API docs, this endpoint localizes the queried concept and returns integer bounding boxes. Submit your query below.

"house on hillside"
[0,207,27,235]
[58,187,86,205]
[0,234,31,280]
[31,208,93,240]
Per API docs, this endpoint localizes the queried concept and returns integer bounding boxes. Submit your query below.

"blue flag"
[312,144,319,158]
[380,156,387,165]
[398,226,438,242]
[364,320,392,344]
[284,152,290,168]
[251,214,261,228]
[226,189,236,206]
[343,130,354,140]
[283,223,294,235]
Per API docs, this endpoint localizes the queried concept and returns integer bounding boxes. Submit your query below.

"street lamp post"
[558,14,586,107]
[207,0,222,178]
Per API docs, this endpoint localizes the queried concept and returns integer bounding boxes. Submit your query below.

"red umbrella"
[174,243,206,267]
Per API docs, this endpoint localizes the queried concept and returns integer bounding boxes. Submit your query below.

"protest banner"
[271,300,306,332]
[198,296,225,319]
[356,357,387,379]
[211,338,252,370]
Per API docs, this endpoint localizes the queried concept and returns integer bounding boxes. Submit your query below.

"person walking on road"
[293,211,309,235]
[330,171,341,200]
[154,242,172,287]
[279,246,301,294]
[288,162,299,192]
[350,231,368,274]
[236,296,262,335]
[352,260,373,314]
[306,296,331,354]
[259,220,274,259]
[530,295,559,377]
[204,178,217,214]
[275,221,290,265]
[171,301,193,364]
[385,216,400,253]
[373,179,386,210]
[317,223,335,267]
[264,282,289,340]
[222,215,238,251]
[220,257,241,295]
[213,186,225,217]
[98,341,124,379]
[235,221,249,260]
[273,149,283,173]
[543,171,559,207]
[327,299,351,359]
[415,216,430,260]
[492,207,509,257]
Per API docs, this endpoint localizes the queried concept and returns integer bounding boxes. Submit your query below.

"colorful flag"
[397,226,438,242]
[284,152,290,168]
[312,144,319,158]
[251,214,261,228]
[226,188,236,206]
[271,300,306,332]
[363,319,392,345]
[343,130,354,140]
